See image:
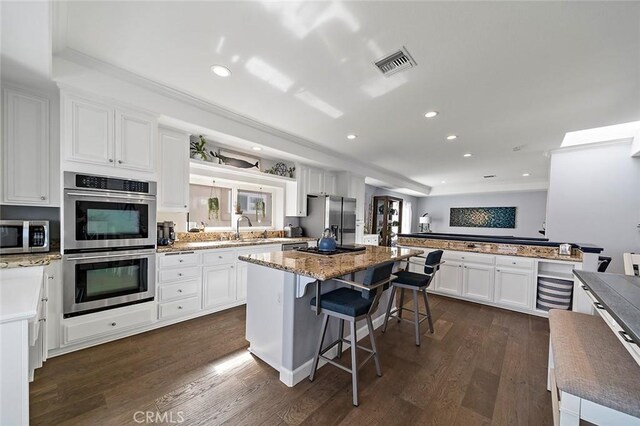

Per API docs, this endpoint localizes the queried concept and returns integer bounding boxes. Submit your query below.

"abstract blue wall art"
[449,207,517,228]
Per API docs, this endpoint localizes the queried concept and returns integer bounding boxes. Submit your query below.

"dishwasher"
[281,242,309,251]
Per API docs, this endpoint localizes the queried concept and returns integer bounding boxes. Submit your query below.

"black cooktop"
[296,245,367,256]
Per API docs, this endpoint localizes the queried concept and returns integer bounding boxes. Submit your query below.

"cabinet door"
[203,264,237,309]
[115,109,156,172]
[323,172,337,196]
[3,89,50,204]
[495,267,532,310]
[307,168,324,195]
[462,262,494,302]
[65,94,114,166]
[236,261,248,302]
[296,165,309,216]
[158,128,189,211]
[436,261,462,295]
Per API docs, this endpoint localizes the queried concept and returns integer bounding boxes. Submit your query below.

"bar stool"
[382,250,443,346]
[309,262,395,406]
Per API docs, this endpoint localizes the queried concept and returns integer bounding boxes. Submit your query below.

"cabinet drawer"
[159,252,199,268]
[159,296,200,319]
[158,279,200,302]
[496,256,534,269]
[452,253,494,265]
[63,303,154,344]
[203,249,236,265]
[159,266,200,283]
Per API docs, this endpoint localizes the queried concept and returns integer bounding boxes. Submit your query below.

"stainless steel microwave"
[0,220,49,255]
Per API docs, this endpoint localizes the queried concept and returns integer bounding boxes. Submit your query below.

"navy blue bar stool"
[309,262,395,406]
[382,250,443,346]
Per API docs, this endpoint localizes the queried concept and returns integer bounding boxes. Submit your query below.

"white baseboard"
[279,312,387,387]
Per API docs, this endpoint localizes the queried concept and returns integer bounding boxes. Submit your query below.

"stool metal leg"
[336,319,344,358]
[309,313,329,381]
[413,289,421,346]
[422,289,434,333]
[382,286,397,333]
[366,315,382,377]
[349,319,359,406]
[397,288,405,322]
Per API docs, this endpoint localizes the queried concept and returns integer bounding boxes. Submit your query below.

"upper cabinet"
[158,128,189,212]
[286,164,339,216]
[62,92,156,175]
[2,88,54,206]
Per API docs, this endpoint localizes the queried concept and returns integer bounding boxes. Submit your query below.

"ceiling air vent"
[484,175,496,179]
[374,47,417,77]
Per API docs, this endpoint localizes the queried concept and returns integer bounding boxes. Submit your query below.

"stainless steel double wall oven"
[63,172,157,317]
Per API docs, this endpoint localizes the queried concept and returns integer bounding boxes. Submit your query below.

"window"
[188,182,275,229]
[237,189,273,227]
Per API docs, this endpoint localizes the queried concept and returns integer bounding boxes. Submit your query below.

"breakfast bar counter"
[238,245,422,386]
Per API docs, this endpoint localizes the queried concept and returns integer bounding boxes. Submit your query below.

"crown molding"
[55,48,432,195]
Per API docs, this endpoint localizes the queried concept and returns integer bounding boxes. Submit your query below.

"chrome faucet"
[236,215,252,239]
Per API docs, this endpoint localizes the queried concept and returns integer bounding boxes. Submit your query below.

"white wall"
[415,190,548,237]
[546,141,640,273]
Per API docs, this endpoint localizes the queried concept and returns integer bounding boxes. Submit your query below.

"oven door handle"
[66,251,156,261]
[65,191,156,201]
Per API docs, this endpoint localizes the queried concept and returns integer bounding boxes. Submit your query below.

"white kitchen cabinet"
[286,164,309,216]
[307,167,324,195]
[64,93,115,166]
[494,267,533,310]
[203,264,237,309]
[158,128,190,211]
[323,172,337,196]
[436,260,463,295]
[45,261,62,352]
[115,108,156,172]
[2,88,51,205]
[62,91,156,174]
[462,262,494,302]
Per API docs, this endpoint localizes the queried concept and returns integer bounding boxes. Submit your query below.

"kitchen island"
[238,245,422,386]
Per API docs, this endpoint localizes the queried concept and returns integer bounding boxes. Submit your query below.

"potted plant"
[190,135,209,161]
[208,197,219,220]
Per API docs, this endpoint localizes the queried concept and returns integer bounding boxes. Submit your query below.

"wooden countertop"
[238,245,423,281]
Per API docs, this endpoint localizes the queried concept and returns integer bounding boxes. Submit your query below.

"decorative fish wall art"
[210,151,260,169]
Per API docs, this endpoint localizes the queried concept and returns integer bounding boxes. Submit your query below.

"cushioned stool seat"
[549,310,640,421]
[310,288,373,317]
[393,270,430,287]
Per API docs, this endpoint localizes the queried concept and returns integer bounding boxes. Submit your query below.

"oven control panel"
[76,174,150,194]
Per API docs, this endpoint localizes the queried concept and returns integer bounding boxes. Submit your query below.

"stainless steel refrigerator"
[300,195,357,245]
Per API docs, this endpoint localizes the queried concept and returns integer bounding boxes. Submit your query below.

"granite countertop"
[157,237,317,253]
[574,270,640,345]
[397,236,584,262]
[238,245,423,281]
[0,251,62,269]
[398,232,603,254]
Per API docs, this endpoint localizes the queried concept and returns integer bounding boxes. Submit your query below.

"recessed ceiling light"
[463,153,472,157]
[424,111,439,118]
[210,65,231,77]
[446,135,457,141]
[347,134,357,140]
[441,180,446,184]
[522,173,530,177]
[252,146,262,151]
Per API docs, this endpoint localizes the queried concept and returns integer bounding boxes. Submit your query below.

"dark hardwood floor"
[30,295,553,425]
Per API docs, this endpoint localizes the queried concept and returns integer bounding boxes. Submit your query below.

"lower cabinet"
[158,296,201,319]
[462,262,494,302]
[236,261,248,301]
[494,267,533,310]
[436,261,463,295]
[202,264,237,309]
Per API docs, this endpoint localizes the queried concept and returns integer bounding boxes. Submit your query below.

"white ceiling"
[56,1,640,194]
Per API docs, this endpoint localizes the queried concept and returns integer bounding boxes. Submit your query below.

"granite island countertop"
[238,245,423,281]
[0,251,62,269]
[157,237,317,253]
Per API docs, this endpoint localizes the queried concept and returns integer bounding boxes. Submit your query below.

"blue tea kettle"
[318,228,337,252]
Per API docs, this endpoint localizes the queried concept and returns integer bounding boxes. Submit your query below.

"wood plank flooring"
[30,295,553,425]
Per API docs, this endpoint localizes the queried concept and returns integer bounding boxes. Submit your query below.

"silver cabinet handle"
[184,205,187,208]
[179,259,184,263]
[41,297,48,302]
[218,256,223,259]
[178,306,183,310]
[178,273,182,276]
[118,160,123,164]
[177,289,183,293]
[48,276,54,280]
[230,265,234,269]
[109,159,114,163]
[40,196,46,200]
[110,322,117,326]
[496,269,501,272]
[512,262,517,264]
